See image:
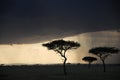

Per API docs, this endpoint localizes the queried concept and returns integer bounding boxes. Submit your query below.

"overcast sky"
[0,0,120,44]
[0,0,120,64]
[0,31,119,64]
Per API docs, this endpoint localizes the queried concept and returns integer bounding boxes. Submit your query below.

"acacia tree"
[82,56,97,68]
[89,47,120,72]
[42,39,80,75]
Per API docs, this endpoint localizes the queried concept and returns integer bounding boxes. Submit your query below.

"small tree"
[42,39,80,75]
[89,47,120,72]
[82,56,97,68]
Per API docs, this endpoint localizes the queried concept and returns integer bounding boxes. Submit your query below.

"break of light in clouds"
[0,31,119,64]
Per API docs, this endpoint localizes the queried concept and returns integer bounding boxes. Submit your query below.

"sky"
[0,0,120,64]
[0,31,119,64]
[0,0,120,44]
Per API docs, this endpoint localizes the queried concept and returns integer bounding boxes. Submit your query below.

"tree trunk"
[101,59,106,72]
[63,57,67,75]
[88,62,91,69]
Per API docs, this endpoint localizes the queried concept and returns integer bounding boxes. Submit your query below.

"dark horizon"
[1,63,120,66]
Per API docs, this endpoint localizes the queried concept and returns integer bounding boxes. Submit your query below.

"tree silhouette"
[82,56,97,68]
[89,47,120,72]
[42,39,80,75]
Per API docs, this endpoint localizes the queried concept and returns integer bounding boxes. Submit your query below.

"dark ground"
[0,64,120,80]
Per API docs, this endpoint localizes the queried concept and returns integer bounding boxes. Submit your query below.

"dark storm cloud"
[0,0,120,44]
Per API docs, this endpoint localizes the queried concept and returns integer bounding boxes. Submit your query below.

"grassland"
[0,64,120,80]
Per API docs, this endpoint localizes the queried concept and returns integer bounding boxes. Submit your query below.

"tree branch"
[63,49,67,56]
[55,49,64,57]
